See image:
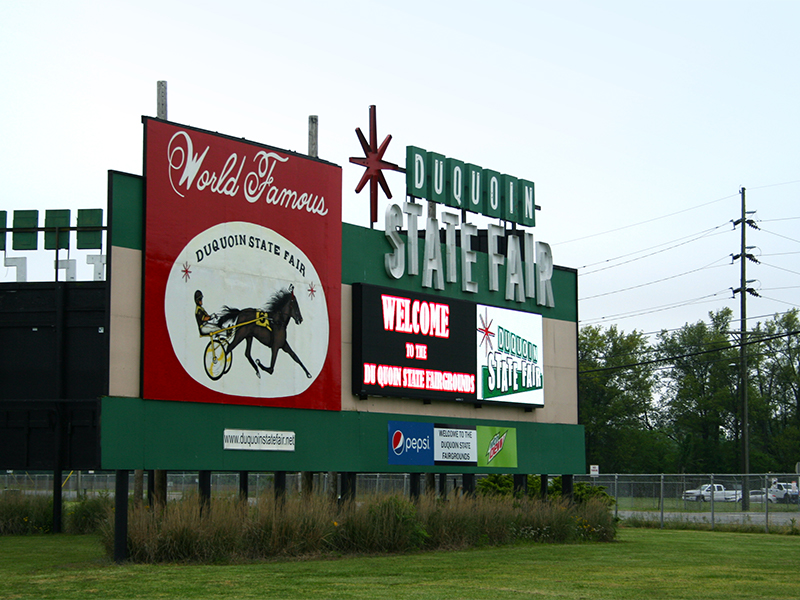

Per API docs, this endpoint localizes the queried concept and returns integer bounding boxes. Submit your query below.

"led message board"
[142,118,342,410]
[352,283,543,407]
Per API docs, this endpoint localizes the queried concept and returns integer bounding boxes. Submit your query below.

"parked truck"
[682,483,741,502]
[769,482,799,504]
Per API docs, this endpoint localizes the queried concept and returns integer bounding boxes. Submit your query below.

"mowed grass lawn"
[1,528,798,600]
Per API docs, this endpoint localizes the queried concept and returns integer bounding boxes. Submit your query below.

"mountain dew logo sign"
[477,426,517,468]
[477,304,544,407]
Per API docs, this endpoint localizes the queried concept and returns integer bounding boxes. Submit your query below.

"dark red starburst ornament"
[349,105,405,225]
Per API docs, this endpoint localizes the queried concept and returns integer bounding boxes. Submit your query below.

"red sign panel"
[143,119,342,410]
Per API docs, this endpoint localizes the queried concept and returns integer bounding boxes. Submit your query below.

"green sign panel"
[406,146,535,227]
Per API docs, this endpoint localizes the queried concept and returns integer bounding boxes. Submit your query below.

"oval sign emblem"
[164,221,329,398]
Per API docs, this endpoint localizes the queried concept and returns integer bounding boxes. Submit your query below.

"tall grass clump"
[101,492,615,563]
[66,492,113,534]
[332,496,428,553]
[244,494,336,557]
[0,492,53,535]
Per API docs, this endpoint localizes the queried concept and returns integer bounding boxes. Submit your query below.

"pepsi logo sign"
[387,421,434,466]
[392,430,405,455]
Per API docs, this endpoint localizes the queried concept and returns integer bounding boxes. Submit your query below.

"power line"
[760,261,800,278]
[577,222,730,271]
[554,193,737,246]
[580,290,731,325]
[758,295,800,309]
[579,258,729,301]
[759,227,800,245]
[749,179,800,190]
[579,329,800,375]
[633,307,800,339]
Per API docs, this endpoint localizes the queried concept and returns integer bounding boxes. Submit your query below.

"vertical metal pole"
[409,473,421,500]
[765,473,769,533]
[614,474,619,520]
[198,470,211,511]
[157,81,167,120]
[239,471,249,501]
[740,187,751,511]
[710,473,715,530]
[462,473,476,497]
[114,469,129,563]
[308,115,318,158]
[512,474,526,497]
[52,404,64,533]
[659,474,664,529]
[154,81,168,507]
[562,474,573,502]
[274,471,286,504]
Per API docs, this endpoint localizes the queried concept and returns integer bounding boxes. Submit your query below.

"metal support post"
[562,474,573,502]
[462,474,476,497]
[239,471,249,500]
[198,470,211,510]
[274,471,287,503]
[340,472,356,504]
[114,470,129,563]
[409,473,421,500]
[513,474,527,497]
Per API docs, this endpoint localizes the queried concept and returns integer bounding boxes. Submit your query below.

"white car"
[749,489,778,504]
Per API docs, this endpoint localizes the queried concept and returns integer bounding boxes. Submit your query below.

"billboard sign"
[353,283,543,407]
[143,119,342,410]
[476,304,543,407]
[387,421,516,467]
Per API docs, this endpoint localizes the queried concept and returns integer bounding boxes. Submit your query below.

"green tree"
[749,309,800,472]
[579,325,664,473]
[657,309,741,472]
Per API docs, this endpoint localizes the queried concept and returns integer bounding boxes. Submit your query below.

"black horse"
[217,285,311,379]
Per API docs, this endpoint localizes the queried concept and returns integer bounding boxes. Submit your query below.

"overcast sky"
[1,0,798,338]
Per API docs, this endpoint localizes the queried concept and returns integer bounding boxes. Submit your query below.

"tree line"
[579,308,800,474]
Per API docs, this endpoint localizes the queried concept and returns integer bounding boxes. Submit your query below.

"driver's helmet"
[194,290,203,303]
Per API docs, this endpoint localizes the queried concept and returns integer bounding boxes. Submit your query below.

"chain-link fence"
[574,473,800,530]
[5,470,798,531]
[1,470,457,500]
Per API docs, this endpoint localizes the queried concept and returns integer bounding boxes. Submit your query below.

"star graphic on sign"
[349,105,405,225]
[307,282,317,300]
[181,261,192,282]
[477,308,495,356]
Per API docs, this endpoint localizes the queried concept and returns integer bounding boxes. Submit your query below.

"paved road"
[618,509,800,527]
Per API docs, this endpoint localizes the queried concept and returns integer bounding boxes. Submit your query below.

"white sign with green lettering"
[476,303,544,406]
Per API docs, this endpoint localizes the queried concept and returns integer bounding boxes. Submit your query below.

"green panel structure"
[406,146,427,199]
[483,169,503,219]
[426,151,447,204]
[44,209,71,250]
[342,223,577,323]
[502,175,520,222]
[466,164,483,214]
[445,158,466,210]
[519,179,536,227]
[77,209,104,249]
[12,210,38,250]
[108,171,143,251]
[101,396,585,473]
[0,211,6,251]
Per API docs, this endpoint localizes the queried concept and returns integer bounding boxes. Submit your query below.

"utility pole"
[733,187,759,511]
